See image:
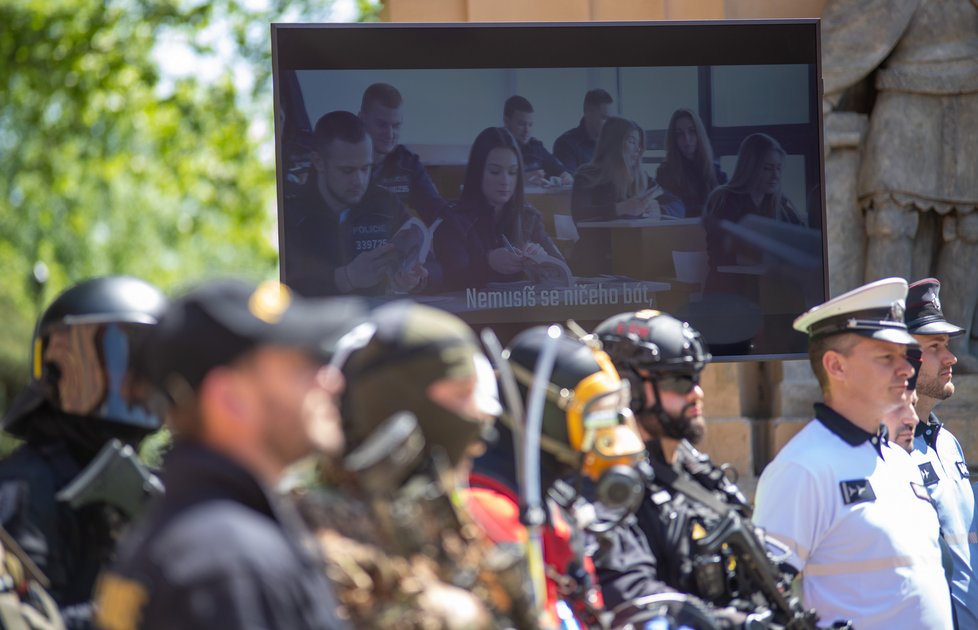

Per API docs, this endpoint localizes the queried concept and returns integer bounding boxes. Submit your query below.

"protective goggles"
[653,372,700,395]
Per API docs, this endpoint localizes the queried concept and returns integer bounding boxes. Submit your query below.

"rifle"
[639,459,824,630]
[696,511,819,630]
[56,439,163,519]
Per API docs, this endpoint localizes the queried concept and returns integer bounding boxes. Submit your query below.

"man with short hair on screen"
[553,88,613,174]
[283,110,427,297]
[359,82,447,223]
[905,277,978,630]
[502,95,573,187]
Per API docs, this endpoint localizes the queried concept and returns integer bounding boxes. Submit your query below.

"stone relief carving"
[821,0,978,369]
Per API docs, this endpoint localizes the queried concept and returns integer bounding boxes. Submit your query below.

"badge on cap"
[890,300,904,323]
[924,286,940,312]
[248,281,292,324]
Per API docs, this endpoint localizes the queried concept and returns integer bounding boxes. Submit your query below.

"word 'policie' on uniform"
[753,278,952,630]
[906,278,978,630]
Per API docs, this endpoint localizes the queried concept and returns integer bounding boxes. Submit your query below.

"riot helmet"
[2,276,168,440]
[594,310,711,441]
[502,326,644,484]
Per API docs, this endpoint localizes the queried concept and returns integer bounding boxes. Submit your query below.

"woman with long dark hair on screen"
[434,126,564,291]
[702,132,806,292]
[655,108,727,217]
[570,116,658,275]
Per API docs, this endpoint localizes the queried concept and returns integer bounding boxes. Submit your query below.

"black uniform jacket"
[0,433,113,609]
[592,441,751,617]
[96,442,348,630]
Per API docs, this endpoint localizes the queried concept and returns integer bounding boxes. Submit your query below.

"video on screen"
[273,23,826,359]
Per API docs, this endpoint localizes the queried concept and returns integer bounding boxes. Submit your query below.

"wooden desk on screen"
[575,217,707,281]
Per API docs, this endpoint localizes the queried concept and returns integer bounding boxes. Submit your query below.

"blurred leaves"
[0,0,373,406]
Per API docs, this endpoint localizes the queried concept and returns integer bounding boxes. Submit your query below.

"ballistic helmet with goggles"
[503,326,644,482]
[594,310,710,412]
[2,276,169,438]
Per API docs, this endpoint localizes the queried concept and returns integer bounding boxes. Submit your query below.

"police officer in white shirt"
[906,277,978,630]
[753,277,953,630]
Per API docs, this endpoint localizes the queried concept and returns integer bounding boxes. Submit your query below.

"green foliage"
[0,0,381,404]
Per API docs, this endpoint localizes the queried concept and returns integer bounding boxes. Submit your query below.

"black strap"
[643,457,734,519]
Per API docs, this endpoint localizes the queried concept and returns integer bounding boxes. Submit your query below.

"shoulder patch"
[918,462,939,486]
[956,461,970,479]
[910,482,931,502]
[94,572,148,630]
[839,479,876,505]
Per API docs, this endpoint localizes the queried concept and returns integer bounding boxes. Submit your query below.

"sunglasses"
[654,373,699,395]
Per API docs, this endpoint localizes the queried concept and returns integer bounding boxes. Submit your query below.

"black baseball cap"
[139,279,366,396]
[905,278,964,337]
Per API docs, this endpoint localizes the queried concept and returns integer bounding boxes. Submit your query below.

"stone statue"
[821,0,978,369]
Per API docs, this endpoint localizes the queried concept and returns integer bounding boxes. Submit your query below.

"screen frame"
[271,20,827,361]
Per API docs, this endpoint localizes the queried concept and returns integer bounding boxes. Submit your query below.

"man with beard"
[282,110,427,297]
[590,310,760,628]
[905,277,978,629]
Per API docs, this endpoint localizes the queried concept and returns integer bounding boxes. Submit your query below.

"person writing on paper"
[283,110,429,297]
[702,132,805,293]
[656,108,727,218]
[434,127,566,291]
[570,116,661,275]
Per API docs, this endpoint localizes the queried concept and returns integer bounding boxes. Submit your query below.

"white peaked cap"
[792,277,918,346]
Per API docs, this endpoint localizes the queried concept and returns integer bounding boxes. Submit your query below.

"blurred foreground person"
[295,301,538,629]
[0,276,168,628]
[95,280,358,630]
[592,310,804,628]
[906,278,978,629]
[753,278,951,629]
[467,326,647,627]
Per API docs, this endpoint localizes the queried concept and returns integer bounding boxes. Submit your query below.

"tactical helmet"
[503,326,643,481]
[594,310,710,423]
[595,310,710,377]
[2,276,169,437]
[339,301,497,467]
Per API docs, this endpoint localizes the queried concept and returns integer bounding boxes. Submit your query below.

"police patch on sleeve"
[956,461,970,479]
[94,572,148,630]
[918,462,939,486]
[910,482,931,501]
[839,479,876,505]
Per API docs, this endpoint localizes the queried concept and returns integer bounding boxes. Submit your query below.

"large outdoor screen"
[271,21,826,359]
